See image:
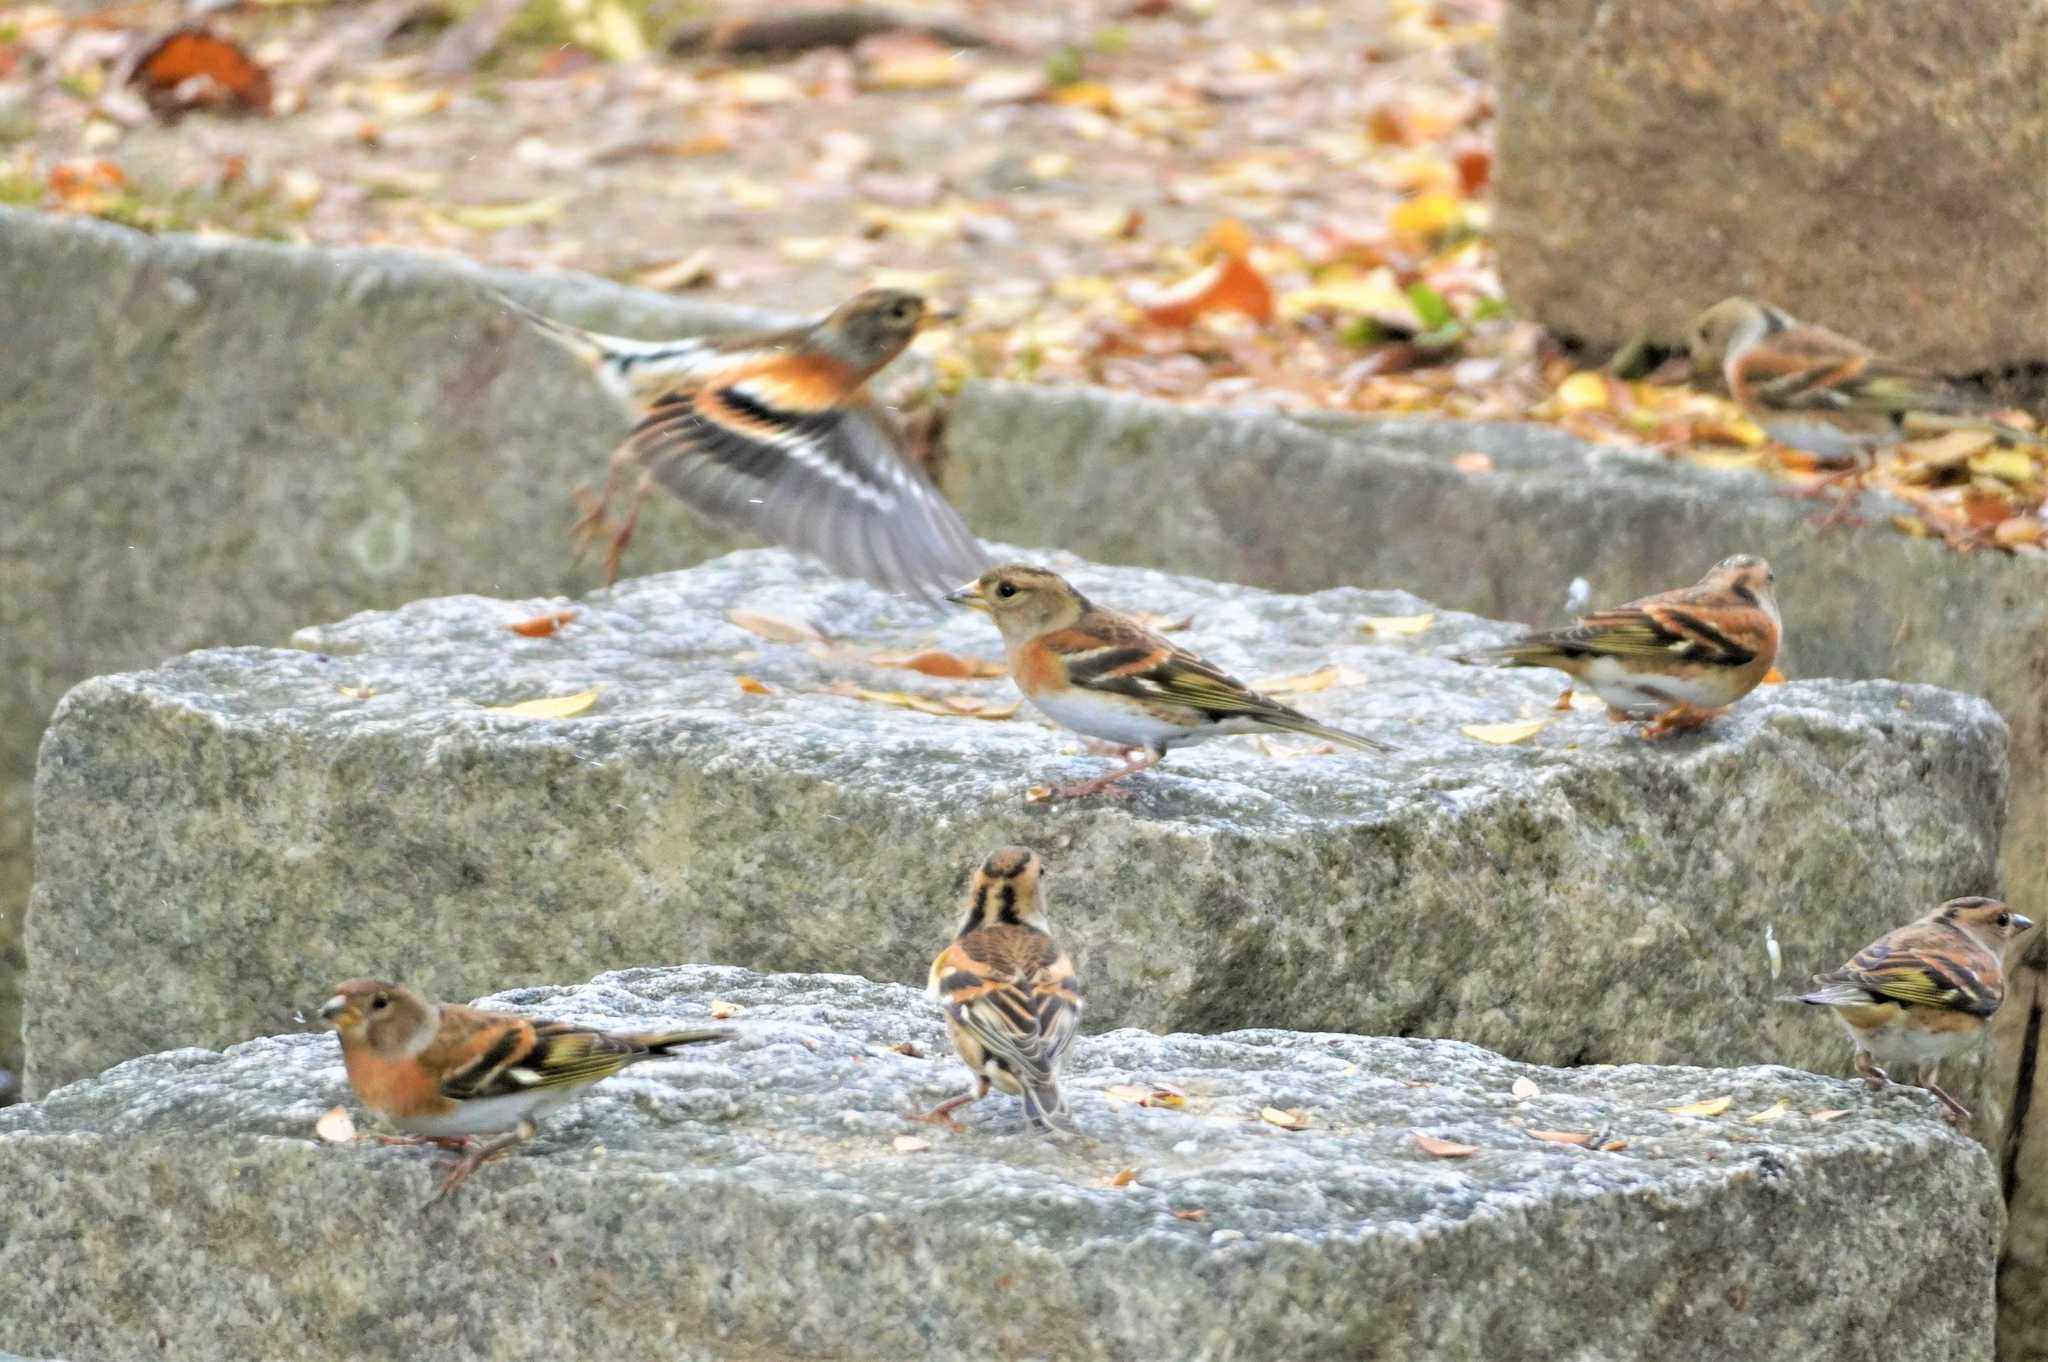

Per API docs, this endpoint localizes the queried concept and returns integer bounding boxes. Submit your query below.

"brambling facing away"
[1690,297,2042,512]
[499,287,988,601]
[1783,897,2031,1121]
[917,847,1083,1132]
[317,979,730,1200]
[949,565,1388,799]
[1461,555,1779,738]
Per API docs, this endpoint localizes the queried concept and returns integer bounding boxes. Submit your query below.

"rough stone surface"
[1494,0,2048,375]
[0,964,2004,1362]
[27,549,2005,1105]
[0,208,802,1075]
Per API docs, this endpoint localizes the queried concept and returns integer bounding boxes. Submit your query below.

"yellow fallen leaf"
[1597,1139,1629,1152]
[723,175,784,211]
[1761,667,1787,685]
[1666,1096,1733,1118]
[709,1000,744,1019]
[584,0,648,61]
[1105,1083,1186,1109]
[337,685,374,700]
[487,689,599,719]
[1529,1129,1593,1146]
[1390,190,1462,243]
[1260,1106,1310,1131]
[1746,1101,1790,1124]
[735,675,772,696]
[1050,81,1118,112]
[892,1135,931,1153]
[1685,448,1764,471]
[1252,665,1342,695]
[314,1106,357,1143]
[442,196,568,231]
[1461,718,1550,745]
[1510,1077,1540,1100]
[1554,371,1610,412]
[1361,613,1435,636]
[1970,448,2039,485]
[1900,428,1995,463]
[1413,1132,1480,1158]
[1810,1109,1851,1122]
[728,609,824,644]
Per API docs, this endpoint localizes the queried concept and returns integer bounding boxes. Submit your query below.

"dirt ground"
[3,0,2043,551]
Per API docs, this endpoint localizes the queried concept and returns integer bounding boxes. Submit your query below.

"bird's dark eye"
[996,582,1018,599]
[1999,912,2012,927]
[370,993,389,1011]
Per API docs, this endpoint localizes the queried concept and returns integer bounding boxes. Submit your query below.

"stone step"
[0,965,1999,1362]
[26,550,2004,1101]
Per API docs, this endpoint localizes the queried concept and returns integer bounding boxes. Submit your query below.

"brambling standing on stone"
[499,287,988,601]
[316,979,730,1200]
[1460,555,1780,737]
[1689,297,2042,513]
[949,565,1389,799]
[916,847,1083,1132]
[1783,897,2031,1121]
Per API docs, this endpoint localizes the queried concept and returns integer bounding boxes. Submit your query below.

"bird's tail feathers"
[640,1027,736,1055]
[490,289,620,372]
[1018,1078,1072,1133]
[1777,981,1869,1009]
[1265,711,1392,754]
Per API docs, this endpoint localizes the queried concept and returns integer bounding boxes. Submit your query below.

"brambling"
[1461,555,1780,737]
[1690,297,2042,509]
[1783,897,2031,1121]
[316,979,730,1199]
[499,287,989,601]
[916,847,1083,1132]
[948,565,1389,799]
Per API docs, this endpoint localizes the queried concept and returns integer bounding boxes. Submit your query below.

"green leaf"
[1406,281,1453,331]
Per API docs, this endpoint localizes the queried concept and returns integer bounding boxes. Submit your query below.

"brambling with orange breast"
[498,287,988,602]
[1782,897,2031,1121]
[949,565,1388,799]
[1460,555,1780,738]
[1690,297,2042,513]
[316,979,730,1200]
[916,847,1083,1132]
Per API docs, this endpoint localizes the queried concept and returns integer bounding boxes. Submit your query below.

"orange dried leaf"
[1761,667,1787,685]
[1111,1167,1138,1187]
[1413,1132,1480,1158]
[881,650,1007,680]
[1529,1129,1594,1146]
[129,28,274,115]
[728,609,825,644]
[1141,253,1274,328]
[1171,1207,1207,1221]
[507,610,576,638]
[735,675,772,696]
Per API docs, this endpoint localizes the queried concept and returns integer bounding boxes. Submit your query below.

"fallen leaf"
[1809,1109,1851,1122]
[442,196,569,231]
[1510,1077,1540,1100]
[1900,428,1995,465]
[735,675,772,696]
[314,1106,357,1143]
[1971,448,2039,485]
[728,609,825,644]
[486,689,599,719]
[1111,1167,1138,1187]
[1460,718,1550,745]
[1453,451,1494,476]
[129,28,274,116]
[1761,667,1787,685]
[709,1000,744,1019]
[1140,227,1274,328]
[1529,1129,1593,1146]
[632,249,714,292]
[1554,371,1610,412]
[1252,665,1342,695]
[1260,1106,1310,1131]
[1746,1101,1790,1125]
[893,1135,931,1153]
[888,1040,923,1058]
[1171,1207,1207,1221]
[1390,190,1461,245]
[830,685,1022,721]
[1360,613,1435,636]
[1597,1139,1629,1153]
[1413,1132,1480,1158]
[1104,1083,1186,1109]
[507,610,575,638]
[1997,516,2046,548]
[336,685,374,701]
[876,650,1007,679]
[1665,1096,1733,1119]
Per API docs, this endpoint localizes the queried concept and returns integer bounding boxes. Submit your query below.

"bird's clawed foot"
[424,1122,534,1207]
[1641,703,1719,739]
[1049,748,1157,801]
[1922,1081,1972,1124]
[569,466,652,586]
[907,1086,985,1132]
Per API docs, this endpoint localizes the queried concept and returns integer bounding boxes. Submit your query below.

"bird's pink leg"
[425,1121,536,1207]
[907,1078,989,1132]
[1053,747,1160,800]
[1641,703,1720,739]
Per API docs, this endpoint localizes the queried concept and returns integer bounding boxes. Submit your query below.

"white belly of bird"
[1836,1012,1978,1067]
[396,1089,577,1138]
[1577,657,1731,715]
[1027,686,1198,750]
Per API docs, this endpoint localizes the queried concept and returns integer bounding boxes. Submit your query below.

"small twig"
[668,7,999,57]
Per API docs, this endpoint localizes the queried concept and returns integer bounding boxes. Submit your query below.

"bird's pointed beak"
[946,581,990,612]
[2013,914,2035,934]
[918,305,961,331]
[315,995,349,1024]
